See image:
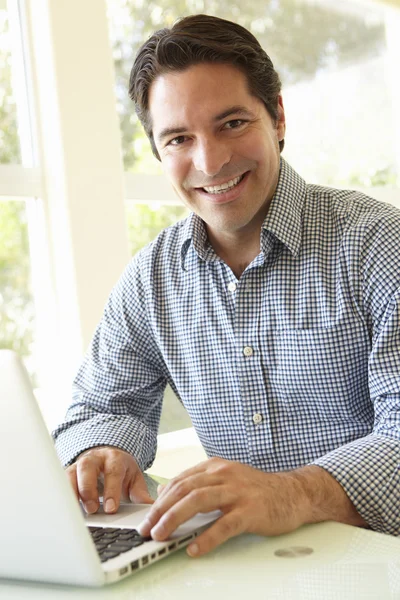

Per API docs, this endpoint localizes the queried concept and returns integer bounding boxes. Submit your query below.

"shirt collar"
[180,158,306,270]
[261,158,306,258]
[180,212,212,270]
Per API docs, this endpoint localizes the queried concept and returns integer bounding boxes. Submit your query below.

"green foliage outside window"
[126,202,188,256]
[0,10,21,165]
[0,200,34,359]
[0,10,33,361]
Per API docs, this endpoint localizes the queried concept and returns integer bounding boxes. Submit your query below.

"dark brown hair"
[129,14,284,160]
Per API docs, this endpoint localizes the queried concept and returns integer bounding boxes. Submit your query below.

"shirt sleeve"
[312,206,400,535]
[52,255,167,471]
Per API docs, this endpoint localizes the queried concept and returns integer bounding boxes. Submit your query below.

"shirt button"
[243,346,253,357]
[228,282,237,292]
[253,413,263,425]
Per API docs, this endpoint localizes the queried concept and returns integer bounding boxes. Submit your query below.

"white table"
[1,429,400,599]
[1,522,400,599]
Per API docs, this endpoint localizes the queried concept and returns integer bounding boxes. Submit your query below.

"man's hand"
[137,457,309,557]
[137,457,367,557]
[66,446,154,514]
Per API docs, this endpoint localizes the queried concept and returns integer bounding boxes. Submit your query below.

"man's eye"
[224,119,245,130]
[169,135,187,146]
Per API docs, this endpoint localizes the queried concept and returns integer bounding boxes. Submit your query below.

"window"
[0,198,35,370]
[0,2,37,382]
[0,6,20,164]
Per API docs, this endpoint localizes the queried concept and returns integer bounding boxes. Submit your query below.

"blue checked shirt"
[53,159,400,535]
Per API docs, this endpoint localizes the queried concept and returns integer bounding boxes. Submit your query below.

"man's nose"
[192,139,231,177]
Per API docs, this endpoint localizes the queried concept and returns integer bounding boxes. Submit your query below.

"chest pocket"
[275,320,372,422]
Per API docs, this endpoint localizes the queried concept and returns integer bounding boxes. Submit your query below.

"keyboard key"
[107,542,137,552]
[94,543,108,552]
[100,549,121,558]
[100,551,121,563]
[119,532,142,540]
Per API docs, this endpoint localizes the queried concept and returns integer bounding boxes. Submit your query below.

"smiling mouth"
[199,173,247,194]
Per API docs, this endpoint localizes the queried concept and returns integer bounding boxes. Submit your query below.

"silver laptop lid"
[0,350,104,586]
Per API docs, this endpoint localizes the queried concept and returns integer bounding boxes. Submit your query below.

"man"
[53,14,400,557]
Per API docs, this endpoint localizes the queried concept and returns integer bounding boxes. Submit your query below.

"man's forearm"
[291,465,369,528]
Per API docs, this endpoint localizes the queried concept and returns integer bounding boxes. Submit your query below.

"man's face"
[149,62,286,244]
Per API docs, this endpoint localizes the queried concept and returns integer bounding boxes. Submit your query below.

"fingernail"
[105,499,116,513]
[151,523,165,540]
[187,543,199,557]
[85,500,98,514]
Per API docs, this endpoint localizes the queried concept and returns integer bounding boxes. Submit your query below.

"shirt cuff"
[311,433,400,535]
[53,414,158,472]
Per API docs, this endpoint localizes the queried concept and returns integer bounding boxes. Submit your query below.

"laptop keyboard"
[88,526,151,563]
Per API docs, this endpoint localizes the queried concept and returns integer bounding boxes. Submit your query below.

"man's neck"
[207,227,261,279]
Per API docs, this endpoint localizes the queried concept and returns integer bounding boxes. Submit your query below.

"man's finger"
[128,470,154,504]
[146,485,230,540]
[186,511,243,557]
[65,465,79,500]
[139,471,221,534]
[102,454,126,513]
[76,454,102,513]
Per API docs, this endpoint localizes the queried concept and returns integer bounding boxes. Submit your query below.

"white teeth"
[203,174,244,194]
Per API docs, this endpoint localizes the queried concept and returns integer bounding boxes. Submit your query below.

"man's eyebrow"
[214,106,255,121]
[156,106,255,144]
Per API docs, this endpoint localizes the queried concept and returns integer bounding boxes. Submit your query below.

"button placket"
[234,268,272,465]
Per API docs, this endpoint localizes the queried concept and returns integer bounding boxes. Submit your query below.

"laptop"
[0,350,219,587]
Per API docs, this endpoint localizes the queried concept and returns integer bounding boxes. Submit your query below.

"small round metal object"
[252,413,263,425]
[274,546,314,558]
[243,346,253,357]
[228,282,237,293]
